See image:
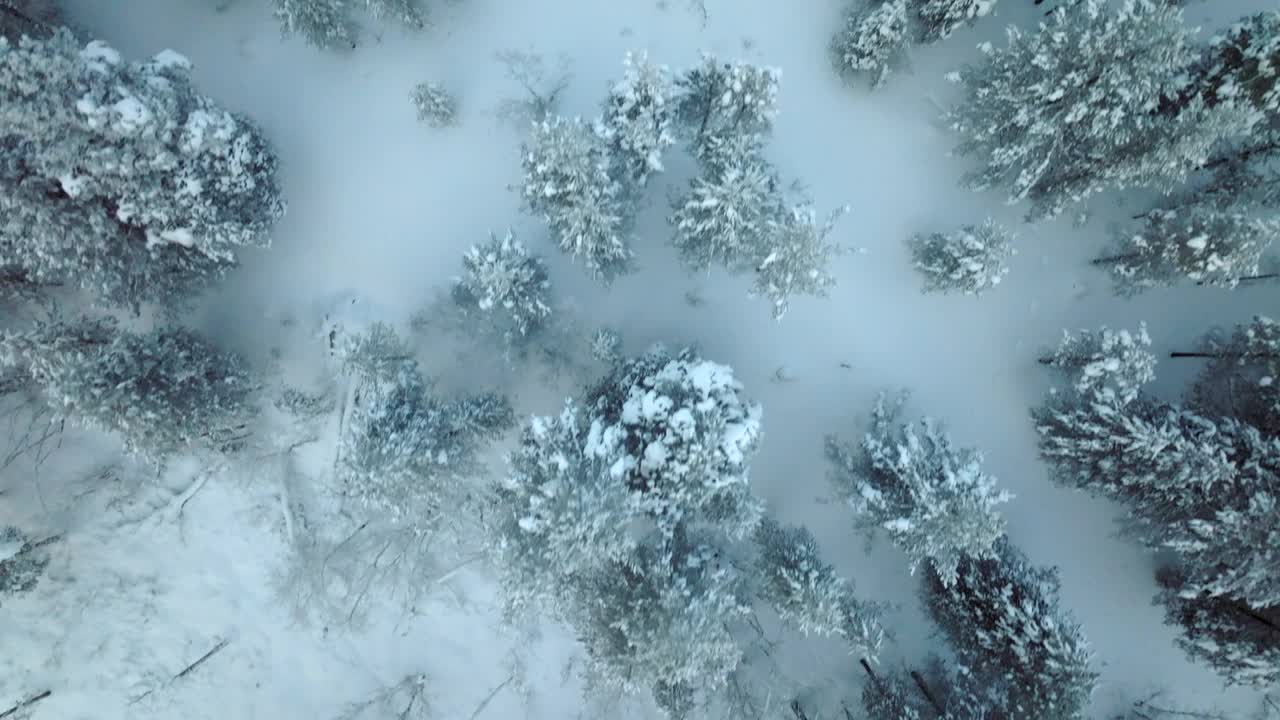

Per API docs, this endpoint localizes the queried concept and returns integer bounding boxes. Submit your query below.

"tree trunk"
[1091,252,1141,266]
[859,657,883,694]
[1170,351,1280,360]
[911,670,945,715]
[1196,273,1280,286]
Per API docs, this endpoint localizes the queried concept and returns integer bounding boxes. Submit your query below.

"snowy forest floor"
[2,0,1279,718]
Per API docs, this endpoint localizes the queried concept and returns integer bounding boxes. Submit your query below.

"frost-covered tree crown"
[581,346,766,541]
[490,347,778,711]
[0,526,51,599]
[338,324,513,529]
[908,219,1014,296]
[669,133,783,274]
[828,393,1011,586]
[0,0,59,44]
[922,538,1097,720]
[1100,205,1276,295]
[1187,315,1280,433]
[597,51,676,190]
[946,0,1255,220]
[0,316,258,463]
[752,205,845,319]
[520,117,633,283]
[753,518,885,656]
[453,230,552,343]
[0,32,285,310]
[674,54,780,151]
[830,0,911,89]
[272,0,427,50]
[410,80,456,127]
[1040,324,1156,406]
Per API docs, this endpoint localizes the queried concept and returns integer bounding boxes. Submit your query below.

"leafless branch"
[0,689,51,719]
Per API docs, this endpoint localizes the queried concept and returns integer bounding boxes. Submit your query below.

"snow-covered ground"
[3,0,1277,718]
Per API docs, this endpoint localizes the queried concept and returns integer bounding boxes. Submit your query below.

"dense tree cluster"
[1034,317,1280,686]
[489,346,883,716]
[520,51,844,317]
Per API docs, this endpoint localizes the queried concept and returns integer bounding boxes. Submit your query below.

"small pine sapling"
[589,327,622,365]
[453,230,552,345]
[908,219,1014,296]
[830,0,911,89]
[520,117,633,283]
[410,80,457,127]
[753,205,845,320]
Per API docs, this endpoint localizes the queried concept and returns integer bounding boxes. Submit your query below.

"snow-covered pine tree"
[520,117,633,283]
[0,32,285,311]
[669,133,784,273]
[589,326,622,365]
[1034,318,1280,688]
[753,204,845,319]
[830,0,911,89]
[1097,205,1277,295]
[571,539,751,710]
[489,347,807,714]
[908,219,1014,296]
[946,0,1255,220]
[273,0,429,49]
[489,403,638,617]
[1157,568,1280,688]
[273,0,356,49]
[921,537,1097,720]
[1038,324,1156,406]
[0,526,51,598]
[597,51,676,190]
[580,346,765,542]
[410,80,456,127]
[827,393,1012,587]
[674,54,780,152]
[452,230,552,345]
[0,0,58,43]
[0,316,258,463]
[1181,315,1280,433]
[360,0,426,31]
[338,324,513,530]
[753,517,885,654]
[1033,395,1243,535]
[1162,12,1280,217]
[1196,11,1280,120]
[913,0,998,43]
